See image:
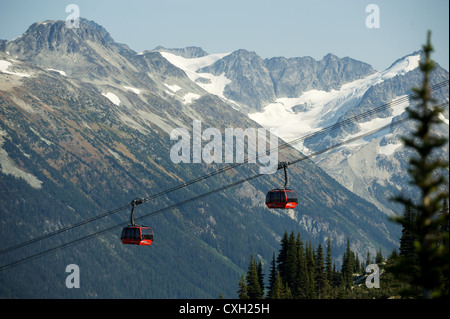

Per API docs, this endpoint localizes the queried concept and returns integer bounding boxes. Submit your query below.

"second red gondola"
[265,162,298,209]
[121,198,154,246]
[266,189,298,209]
[121,226,154,246]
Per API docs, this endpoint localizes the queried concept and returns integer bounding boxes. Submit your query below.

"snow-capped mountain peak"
[245,50,447,216]
[159,50,232,99]
[248,52,423,149]
[158,47,446,218]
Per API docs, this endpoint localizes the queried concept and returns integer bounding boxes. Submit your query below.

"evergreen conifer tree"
[295,240,308,298]
[315,243,328,298]
[267,252,277,299]
[375,248,383,264]
[399,202,416,259]
[285,232,298,291]
[306,242,317,298]
[326,238,333,284]
[437,198,449,294]
[389,248,398,260]
[277,231,289,282]
[355,253,361,273]
[392,31,449,298]
[332,262,340,288]
[237,274,249,299]
[342,239,354,289]
[246,254,263,299]
[366,250,371,268]
[271,271,285,299]
[284,282,293,299]
[257,260,265,298]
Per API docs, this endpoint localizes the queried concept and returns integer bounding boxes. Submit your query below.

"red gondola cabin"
[265,189,298,209]
[121,226,154,246]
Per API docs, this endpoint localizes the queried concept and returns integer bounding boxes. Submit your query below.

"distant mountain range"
[0,18,447,298]
[154,44,449,217]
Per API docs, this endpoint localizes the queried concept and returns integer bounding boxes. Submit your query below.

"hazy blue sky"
[0,0,448,70]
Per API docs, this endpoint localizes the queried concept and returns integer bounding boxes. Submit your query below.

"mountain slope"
[0,19,402,298]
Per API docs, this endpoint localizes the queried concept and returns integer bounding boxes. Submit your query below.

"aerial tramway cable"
[4,99,449,272]
[2,80,447,257]
[0,80,447,256]
[0,84,448,270]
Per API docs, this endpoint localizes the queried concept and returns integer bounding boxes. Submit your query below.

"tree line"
[238,198,448,300]
[389,31,449,299]
[237,231,391,299]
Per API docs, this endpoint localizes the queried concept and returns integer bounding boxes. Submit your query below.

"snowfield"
[0,60,31,78]
[378,142,403,156]
[164,83,182,92]
[123,86,141,94]
[183,92,201,104]
[47,68,67,76]
[102,92,121,106]
[160,51,231,73]
[248,54,422,153]
[160,51,232,98]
